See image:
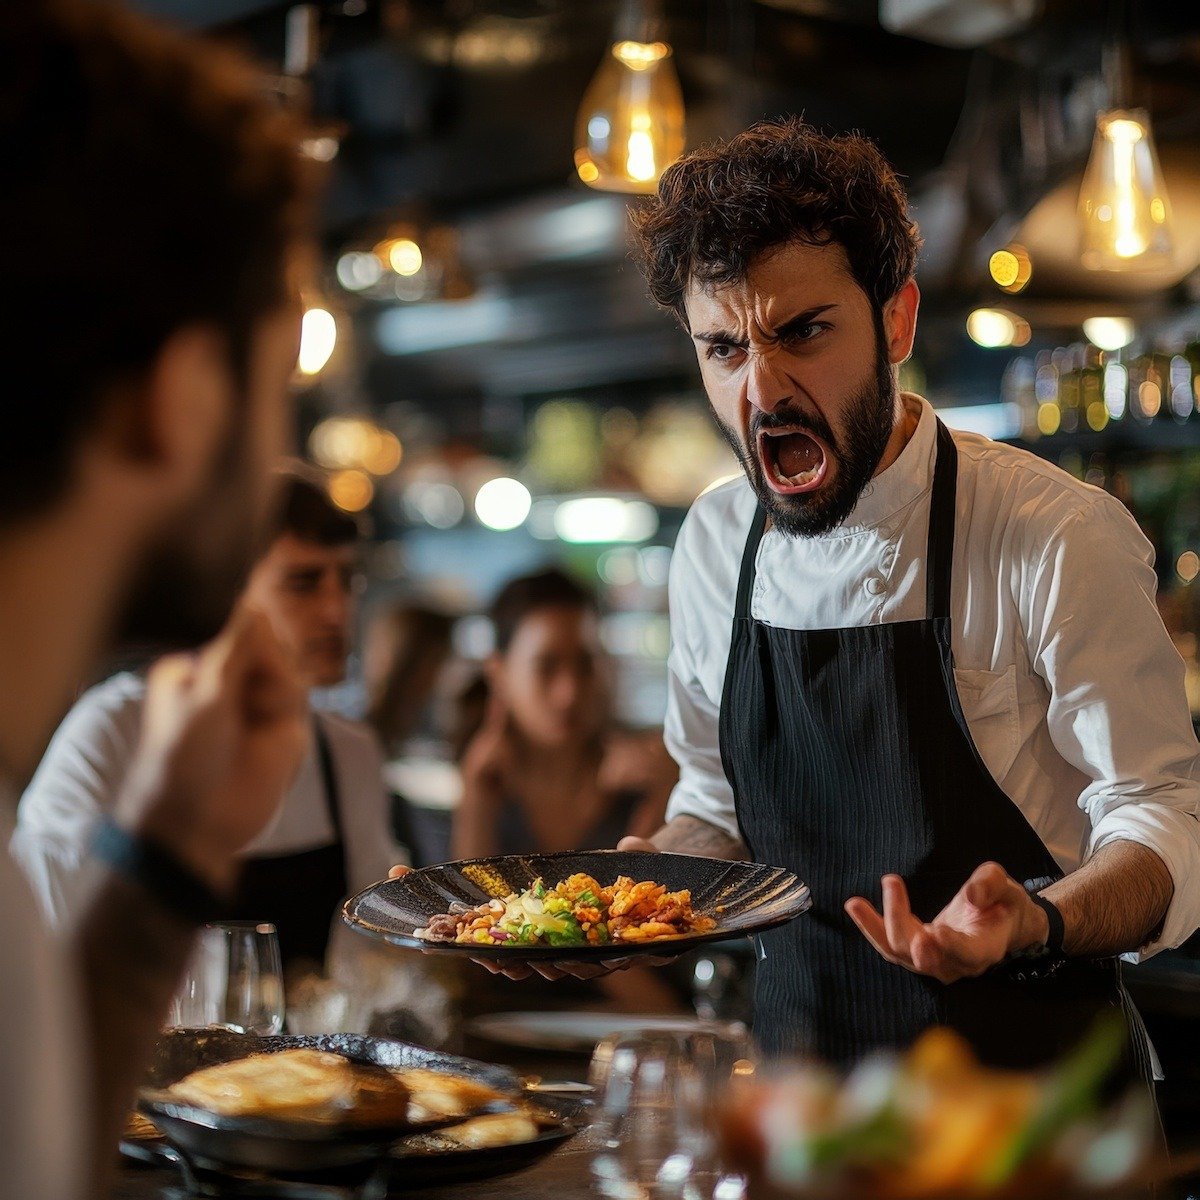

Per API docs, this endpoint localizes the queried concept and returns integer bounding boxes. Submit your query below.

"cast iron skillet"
[134,1030,525,1177]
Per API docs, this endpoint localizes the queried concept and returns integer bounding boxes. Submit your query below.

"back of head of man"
[0,0,317,777]
[0,6,321,1195]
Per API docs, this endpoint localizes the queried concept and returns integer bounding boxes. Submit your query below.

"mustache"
[749,404,838,452]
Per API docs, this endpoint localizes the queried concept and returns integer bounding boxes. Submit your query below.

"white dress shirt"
[665,394,1200,959]
[0,788,85,1200]
[12,672,402,929]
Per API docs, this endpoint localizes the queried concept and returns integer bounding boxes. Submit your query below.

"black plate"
[134,1030,523,1177]
[344,849,811,961]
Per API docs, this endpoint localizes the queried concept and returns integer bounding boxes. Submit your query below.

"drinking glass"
[168,921,285,1036]
[589,1025,755,1200]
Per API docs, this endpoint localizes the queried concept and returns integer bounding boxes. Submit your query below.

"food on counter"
[401,1110,543,1153]
[390,1067,510,1122]
[166,1049,411,1127]
[720,1020,1154,1197]
[123,1112,160,1140]
[416,872,716,948]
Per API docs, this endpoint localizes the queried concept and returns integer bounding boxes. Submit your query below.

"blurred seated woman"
[362,603,456,757]
[452,569,676,860]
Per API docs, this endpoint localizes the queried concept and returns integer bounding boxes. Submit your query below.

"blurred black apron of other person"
[230,718,347,971]
[721,421,1150,1075]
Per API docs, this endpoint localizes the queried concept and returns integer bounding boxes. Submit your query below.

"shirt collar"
[825,392,936,536]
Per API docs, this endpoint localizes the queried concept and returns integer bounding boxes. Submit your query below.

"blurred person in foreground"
[14,468,403,972]
[0,2,319,1195]
[451,569,674,860]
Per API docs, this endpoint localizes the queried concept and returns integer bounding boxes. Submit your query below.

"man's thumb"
[617,836,658,853]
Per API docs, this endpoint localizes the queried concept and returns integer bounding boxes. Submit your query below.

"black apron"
[720,419,1146,1073]
[229,718,349,971]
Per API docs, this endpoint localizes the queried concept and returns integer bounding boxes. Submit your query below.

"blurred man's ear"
[884,279,920,367]
[101,324,234,500]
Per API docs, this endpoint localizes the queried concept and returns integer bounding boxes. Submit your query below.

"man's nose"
[745,353,793,414]
[318,578,351,625]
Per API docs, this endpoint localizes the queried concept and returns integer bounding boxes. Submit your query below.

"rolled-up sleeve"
[1024,499,1200,957]
[663,510,740,842]
[10,674,144,927]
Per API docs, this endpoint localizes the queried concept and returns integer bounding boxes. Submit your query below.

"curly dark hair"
[0,0,318,526]
[630,117,922,321]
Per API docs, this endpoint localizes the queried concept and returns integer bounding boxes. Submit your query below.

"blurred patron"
[451,569,675,859]
[363,602,456,756]
[14,468,402,970]
[0,2,318,1194]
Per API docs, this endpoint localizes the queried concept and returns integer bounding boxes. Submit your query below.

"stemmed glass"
[168,921,285,1036]
[589,1024,755,1200]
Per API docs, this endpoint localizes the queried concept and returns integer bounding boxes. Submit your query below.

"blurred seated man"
[451,569,676,861]
[14,468,402,971]
[0,3,320,1194]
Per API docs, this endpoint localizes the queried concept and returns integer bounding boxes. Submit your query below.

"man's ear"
[105,324,234,489]
[883,279,920,367]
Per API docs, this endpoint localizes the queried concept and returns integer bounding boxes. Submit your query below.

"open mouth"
[757,427,829,495]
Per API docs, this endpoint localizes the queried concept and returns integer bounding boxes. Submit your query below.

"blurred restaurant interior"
[25,0,1200,1192]
[136,0,1200,722]
[118,0,1200,1114]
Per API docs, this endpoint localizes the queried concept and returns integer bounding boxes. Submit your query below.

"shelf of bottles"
[1003,340,1200,443]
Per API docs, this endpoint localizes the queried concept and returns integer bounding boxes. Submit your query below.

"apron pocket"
[953,664,1020,782]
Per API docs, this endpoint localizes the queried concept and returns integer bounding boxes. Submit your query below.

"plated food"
[128,1031,583,1187]
[388,1066,510,1123]
[417,872,716,948]
[345,849,811,960]
[163,1048,411,1128]
[720,1020,1155,1199]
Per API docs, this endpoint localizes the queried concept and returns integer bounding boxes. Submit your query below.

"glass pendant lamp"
[573,0,685,194]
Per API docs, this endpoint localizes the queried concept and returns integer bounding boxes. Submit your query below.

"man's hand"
[116,606,309,893]
[844,863,1049,984]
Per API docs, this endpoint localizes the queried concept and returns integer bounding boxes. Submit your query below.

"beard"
[115,427,271,654]
[714,326,897,538]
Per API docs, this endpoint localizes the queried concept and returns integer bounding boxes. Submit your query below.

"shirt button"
[865,576,886,596]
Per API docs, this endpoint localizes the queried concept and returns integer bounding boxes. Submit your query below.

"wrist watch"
[1003,885,1065,981]
[91,816,231,925]
[1026,891,1065,957]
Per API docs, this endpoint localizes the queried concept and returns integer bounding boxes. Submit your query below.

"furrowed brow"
[772,304,839,340]
[692,329,747,348]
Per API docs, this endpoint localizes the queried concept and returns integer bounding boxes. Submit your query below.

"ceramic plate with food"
[344,849,811,961]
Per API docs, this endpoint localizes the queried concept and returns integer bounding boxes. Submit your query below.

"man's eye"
[706,343,741,362]
[784,323,827,344]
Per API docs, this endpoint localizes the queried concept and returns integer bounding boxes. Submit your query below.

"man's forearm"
[1042,840,1173,958]
[75,875,196,1197]
[649,814,748,859]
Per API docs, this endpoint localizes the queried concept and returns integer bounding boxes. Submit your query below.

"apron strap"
[734,503,770,621]
[313,716,345,843]
[926,418,958,621]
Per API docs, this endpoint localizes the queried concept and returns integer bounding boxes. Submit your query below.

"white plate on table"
[466,1011,747,1054]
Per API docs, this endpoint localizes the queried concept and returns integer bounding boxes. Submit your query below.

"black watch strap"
[91,816,231,926]
[1028,891,1065,957]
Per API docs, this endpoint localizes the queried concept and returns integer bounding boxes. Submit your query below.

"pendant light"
[574,0,685,195]
[1077,9,1174,271]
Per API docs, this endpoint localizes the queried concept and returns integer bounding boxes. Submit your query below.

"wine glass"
[589,1024,755,1200]
[169,921,285,1036]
